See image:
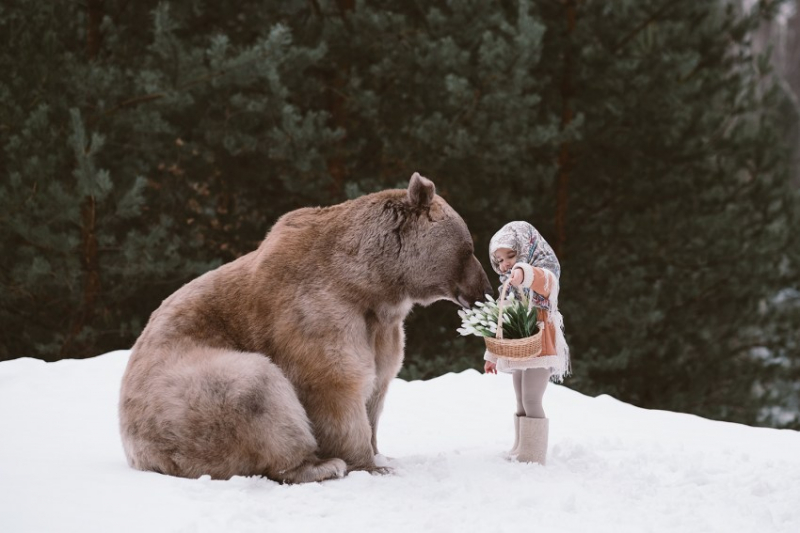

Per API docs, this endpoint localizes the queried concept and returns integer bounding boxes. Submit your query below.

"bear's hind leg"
[123,347,348,482]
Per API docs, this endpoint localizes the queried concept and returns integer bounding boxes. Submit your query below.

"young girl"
[484,221,570,465]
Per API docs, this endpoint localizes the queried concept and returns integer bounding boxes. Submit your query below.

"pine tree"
[553,0,800,425]
[0,1,339,360]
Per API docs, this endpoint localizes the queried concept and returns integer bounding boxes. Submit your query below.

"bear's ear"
[407,172,436,209]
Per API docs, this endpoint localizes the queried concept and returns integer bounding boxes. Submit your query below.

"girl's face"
[494,247,517,274]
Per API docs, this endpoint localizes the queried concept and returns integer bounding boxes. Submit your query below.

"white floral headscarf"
[489,221,560,308]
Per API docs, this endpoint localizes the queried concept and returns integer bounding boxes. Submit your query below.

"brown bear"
[118,172,491,483]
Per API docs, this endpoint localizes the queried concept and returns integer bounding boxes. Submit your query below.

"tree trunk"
[326,0,355,200]
[86,0,103,60]
[555,0,576,258]
[61,1,104,357]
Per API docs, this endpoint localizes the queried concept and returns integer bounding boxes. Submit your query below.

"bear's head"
[264,172,491,311]
[377,172,492,308]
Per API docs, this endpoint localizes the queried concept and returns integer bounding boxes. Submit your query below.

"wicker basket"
[484,278,544,360]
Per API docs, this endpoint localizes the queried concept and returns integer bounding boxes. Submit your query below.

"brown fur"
[119,173,491,483]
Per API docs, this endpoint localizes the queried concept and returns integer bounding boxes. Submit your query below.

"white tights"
[513,368,550,418]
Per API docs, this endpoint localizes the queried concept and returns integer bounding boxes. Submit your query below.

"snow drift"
[1,351,798,533]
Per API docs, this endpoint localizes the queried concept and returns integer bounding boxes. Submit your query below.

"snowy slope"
[1,351,798,533]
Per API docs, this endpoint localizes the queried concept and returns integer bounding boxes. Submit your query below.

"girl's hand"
[509,268,524,287]
[484,361,497,374]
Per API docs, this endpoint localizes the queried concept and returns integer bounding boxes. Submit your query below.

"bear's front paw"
[369,465,394,476]
[280,457,347,484]
[346,462,395,476]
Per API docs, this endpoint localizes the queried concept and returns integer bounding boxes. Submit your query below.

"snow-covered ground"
[1,351,798,533]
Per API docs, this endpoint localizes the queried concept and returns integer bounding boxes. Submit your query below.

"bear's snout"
[455,255,492,308]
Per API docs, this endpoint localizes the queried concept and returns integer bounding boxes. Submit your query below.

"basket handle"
[495,278,512,340]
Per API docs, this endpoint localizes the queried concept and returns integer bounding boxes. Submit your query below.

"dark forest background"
[2,0,800,428]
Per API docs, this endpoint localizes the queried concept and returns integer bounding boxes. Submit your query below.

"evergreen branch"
[611,0,680,55]
[9,233,63,255]
[0,181,40,225]
[678,33,738,84]
[104,93,166,115]
[639,278,735,351]
[0,279,37,302]
[448,88,482,129]
[102,50,278,118]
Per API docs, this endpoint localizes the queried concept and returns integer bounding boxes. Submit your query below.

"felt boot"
[515,417,548,465]
[508,415,522,457]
